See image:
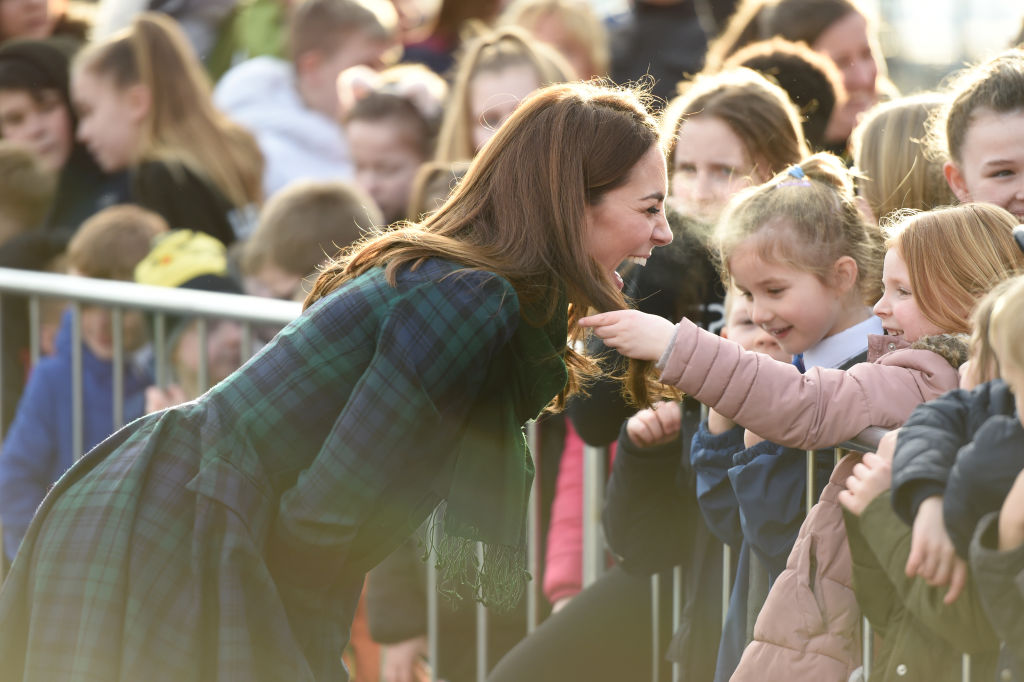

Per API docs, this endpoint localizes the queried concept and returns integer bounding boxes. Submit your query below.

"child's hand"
[577,310,675,361]
[145,384,188,414]
[906,495,967,605]
[998,469,1024,552]
[625,400,682,448]
[838,448,893,516]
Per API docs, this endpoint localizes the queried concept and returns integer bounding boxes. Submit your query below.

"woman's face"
[0,87,73,171]
[469,63,541,152]
[348,117,425,224]
[671,115,760,223]
[72,68,146,172]
[0,0,54,41]
[585,144,673,290]
[813,11,881,143]
[945,108,1024,221]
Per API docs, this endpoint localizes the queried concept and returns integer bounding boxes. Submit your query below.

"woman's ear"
[943,161,971,203]
[124,83,152,124]
[832,255,859,295]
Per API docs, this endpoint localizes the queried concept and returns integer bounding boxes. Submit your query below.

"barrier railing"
[0,268,979,681]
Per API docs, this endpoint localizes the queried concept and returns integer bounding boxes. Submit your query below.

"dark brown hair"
[307,81,664,407]
[931,49,1024,165]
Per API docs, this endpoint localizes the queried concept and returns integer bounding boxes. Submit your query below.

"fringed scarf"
[427,291,568,612]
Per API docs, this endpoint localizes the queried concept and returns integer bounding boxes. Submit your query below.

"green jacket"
[845,492,1000,681]
[206,0,287,82]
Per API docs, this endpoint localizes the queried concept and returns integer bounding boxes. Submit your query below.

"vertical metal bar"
[70,303,84,461]
[28,296,40,367]
[961,654,971,682]
[582,444,607,587]
[476,542,487,682]
[722,544,732,627]
[241,321,254,361]
[197,317,209,393]
[651,573,660,682]
[427,528,439,682]
[112,307,124,428]
[862,618,872,679]
[806,450,815,514]
[672,565,682,682]
[154,313,167,389]
[526,420,541,633]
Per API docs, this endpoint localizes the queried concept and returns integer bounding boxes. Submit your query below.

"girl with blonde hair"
[72,12,263,245]
[433,25,573,163]
[584,201,1024,680]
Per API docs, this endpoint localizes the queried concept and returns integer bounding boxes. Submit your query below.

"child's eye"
[989,169,1015,178]
[766,288,785,295]
[646,205,661,215]
[675,163,696,175]
[898,288,912,297]
[741,291,753,301]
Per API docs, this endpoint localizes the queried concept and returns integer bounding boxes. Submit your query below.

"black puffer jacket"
[890,379,1015,533]
[944,414,1024,557]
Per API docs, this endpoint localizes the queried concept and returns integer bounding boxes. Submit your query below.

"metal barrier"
[0,268,981,681]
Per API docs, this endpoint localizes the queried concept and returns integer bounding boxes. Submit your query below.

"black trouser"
[486,564,676,682]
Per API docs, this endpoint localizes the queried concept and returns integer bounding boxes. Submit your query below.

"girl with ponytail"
[72,12,262,245]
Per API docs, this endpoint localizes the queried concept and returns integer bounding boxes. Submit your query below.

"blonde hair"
[968,275,1021,385]
[929,49,1024,165]
[989,274,1024,377]
[308,81,665,408]
[499,0,609,79]
[242,180,381,278]
[851,93,955,223]
[434,26,574,163]
[883,204,1024,336]
[662,68,808,189]
[74,13,263,210]
[69,204,169,281]
[716,152,883,303]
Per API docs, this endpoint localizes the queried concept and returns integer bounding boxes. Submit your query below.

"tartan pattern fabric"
[0,259,525,682]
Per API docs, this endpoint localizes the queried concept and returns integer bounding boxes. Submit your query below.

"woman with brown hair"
[0,80,672,681]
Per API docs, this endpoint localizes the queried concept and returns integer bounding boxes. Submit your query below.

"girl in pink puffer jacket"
[582,165,1024,679]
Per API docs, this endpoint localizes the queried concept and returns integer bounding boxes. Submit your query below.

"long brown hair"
[74,13,263,209]
[307,81,665,407]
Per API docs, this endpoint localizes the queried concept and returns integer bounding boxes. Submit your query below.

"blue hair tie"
[778,165,811,187]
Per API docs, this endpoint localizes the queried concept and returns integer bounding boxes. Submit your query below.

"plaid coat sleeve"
[263,266,522,660]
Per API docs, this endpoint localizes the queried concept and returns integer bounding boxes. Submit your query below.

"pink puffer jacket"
[656,321,965,681]
[731,454,863,681]
[658,320,962,450]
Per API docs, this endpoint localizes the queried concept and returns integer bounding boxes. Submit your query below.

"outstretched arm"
[578,310,676,362]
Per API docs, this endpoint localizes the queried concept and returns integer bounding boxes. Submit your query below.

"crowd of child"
[0,1,1022,681]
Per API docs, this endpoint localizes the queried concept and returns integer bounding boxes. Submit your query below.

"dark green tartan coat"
[0,259,530,681]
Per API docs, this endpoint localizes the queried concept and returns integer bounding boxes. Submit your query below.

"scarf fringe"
[422,502,530,613]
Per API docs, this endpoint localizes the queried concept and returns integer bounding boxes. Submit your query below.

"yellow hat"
[134,230,229,288]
